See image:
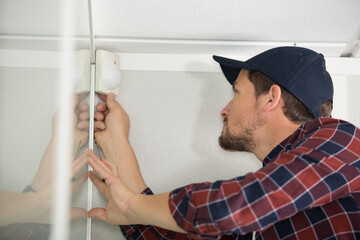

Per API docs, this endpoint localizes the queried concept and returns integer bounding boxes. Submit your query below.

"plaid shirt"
[121,118,360,239]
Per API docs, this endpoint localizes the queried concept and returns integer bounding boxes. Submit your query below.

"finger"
[77,120,89,130]
[95,102,109,117]
[102,160,119,178]
[94,121,106,131]
[89,150,112,173]
[79,111,90,121]
[96,102,107,112]
[69,207,87,219]
[94,111,105,121]
[78,101,89,112]
[71,151,89,175]
[89,151,114,176]
[73,132,89,150]
[72,149,89,164]
[97,94,107,103]
[71,171,88,193]
[72,149,88,163]
[88,154,114,185]
[105,93,120,111]
[89,171,106,195]
[88,208,107,222]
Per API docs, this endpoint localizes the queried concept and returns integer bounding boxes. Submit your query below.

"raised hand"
[87,150,135,225]
[94,93,147,193]
[94,93,130,155]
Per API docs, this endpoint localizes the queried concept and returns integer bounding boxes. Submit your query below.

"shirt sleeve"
[120,188,190,240]
[168,123,360,237]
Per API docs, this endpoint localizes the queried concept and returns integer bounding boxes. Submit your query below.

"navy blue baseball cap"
[213,46,333,118]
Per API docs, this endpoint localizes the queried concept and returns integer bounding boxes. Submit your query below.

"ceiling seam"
[340,20,360,57]
[0,34,347,47]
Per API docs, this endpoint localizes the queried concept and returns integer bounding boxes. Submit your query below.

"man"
[88,47,360,239]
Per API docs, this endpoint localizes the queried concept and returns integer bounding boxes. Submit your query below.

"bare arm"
[91,94,186,234]
[0,191,42,226]
[94,93,147,193]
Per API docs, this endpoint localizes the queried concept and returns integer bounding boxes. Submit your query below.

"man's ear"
[263,85,282,112]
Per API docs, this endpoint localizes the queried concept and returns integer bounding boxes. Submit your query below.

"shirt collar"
[262,118,327,166]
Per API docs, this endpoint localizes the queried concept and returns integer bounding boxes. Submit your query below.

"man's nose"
[221,100,233,118]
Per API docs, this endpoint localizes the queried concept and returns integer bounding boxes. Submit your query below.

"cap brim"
[213,55,256,85]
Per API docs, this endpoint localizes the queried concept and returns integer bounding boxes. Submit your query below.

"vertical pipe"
[87,1,95,239]
[86,63,96,240]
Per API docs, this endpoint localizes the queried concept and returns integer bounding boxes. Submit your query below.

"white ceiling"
[1,0,359,56]
[92,0,359,42]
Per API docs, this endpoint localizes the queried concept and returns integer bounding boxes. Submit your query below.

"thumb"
[69,207,87,219]
[88,208,107,222]
[105,93,120,111]
[89,171,107,196]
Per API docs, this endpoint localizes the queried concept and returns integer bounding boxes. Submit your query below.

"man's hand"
[88,150,135,225]
[94,93,147,193]
[94,93,130,152]
[87,151,186,233]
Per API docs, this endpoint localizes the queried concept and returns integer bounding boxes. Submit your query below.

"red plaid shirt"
[121,118,360,239]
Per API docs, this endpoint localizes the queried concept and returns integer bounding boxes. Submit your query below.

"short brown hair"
[248,70,332,123]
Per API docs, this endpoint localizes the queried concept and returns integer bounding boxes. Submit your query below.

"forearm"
[0,191,42,226]
[29,140,55,192]
[103,139,147,194]
[128,192,186,234]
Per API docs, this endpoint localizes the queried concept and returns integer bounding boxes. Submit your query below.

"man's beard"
[218,116,264,152]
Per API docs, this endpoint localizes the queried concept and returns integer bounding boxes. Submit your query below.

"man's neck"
[253,117,303,161]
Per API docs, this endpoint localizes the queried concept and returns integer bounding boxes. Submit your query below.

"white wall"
[347,76,360,127]
[90,70,360,240]
[0,54,359,240]
[91,70,262,239]
[0,67,59,192]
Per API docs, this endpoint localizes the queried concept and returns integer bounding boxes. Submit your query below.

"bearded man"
[88,47,360,240]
